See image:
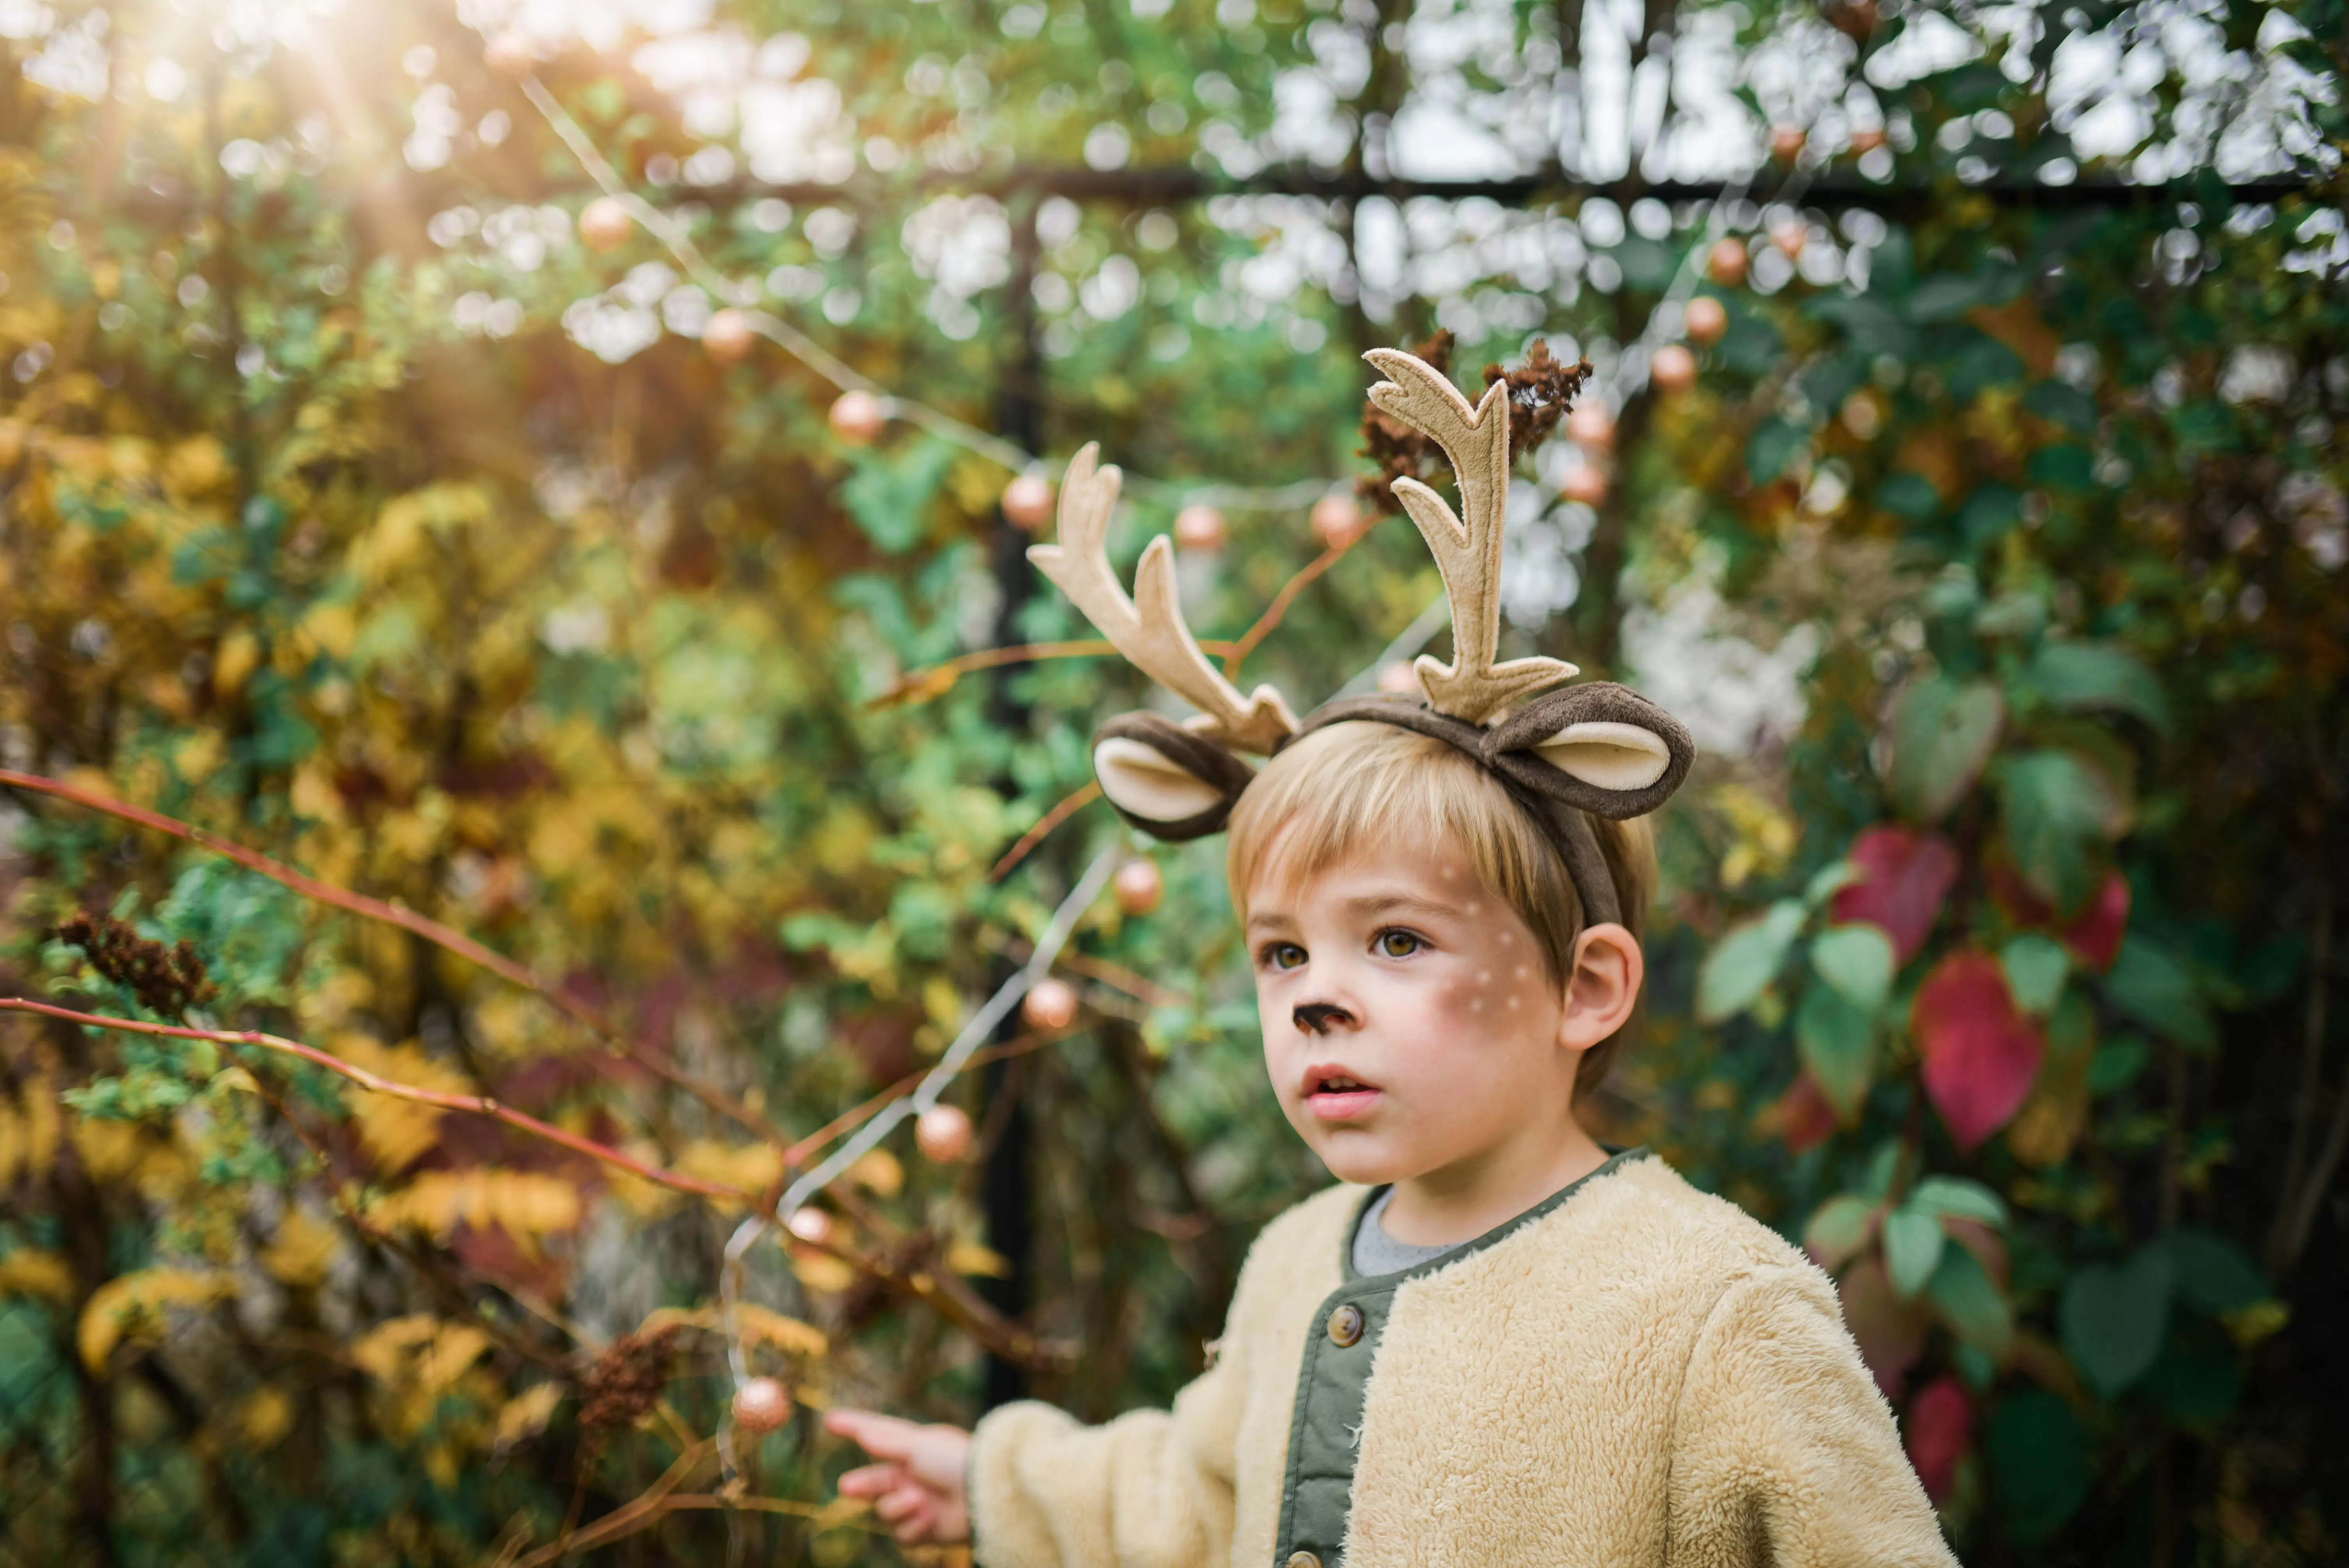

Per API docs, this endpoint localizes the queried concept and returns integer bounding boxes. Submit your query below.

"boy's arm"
[1665,1263,1960,1568]
[966,1345,1241,1568]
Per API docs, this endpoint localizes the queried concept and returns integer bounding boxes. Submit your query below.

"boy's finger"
[823,1409,919,1458]
[873,1486,929,1525]
[891,1502,939,1545]
[836,1462,905,1497]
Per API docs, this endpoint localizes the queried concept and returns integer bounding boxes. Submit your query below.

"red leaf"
[2063,872,2130,971]
[1831,825,1961,964]
[1837,1256,1930,1397]
[1987,859,2057,930]
[1776,1071,1839,1153]
[1914,952,2046,1151]
[1904,1374,1973,1503]
[1942,1216,2011,1287]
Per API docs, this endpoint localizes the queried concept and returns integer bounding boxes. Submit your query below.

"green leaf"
[1877,472,1941,523]
[1906,273,1983,322]
[841,438,957,554]
[2025,443,2096,490]
[1883,1206,1946,1299]
[2087,1034,2150,1095]
[1910,1175,2007,1227]
[2105,937,2217,1051]
[2023,379,2099,435]
[2059,1246,2175,1397]
[1996,750,2123,913]
[1988,1390,2092,1542]
[1957,483,2023,549]
[1795,982,1876,1119]
[1926,1238,2013,1356]
[1803,1195,1878,1272]
[1811,924,1896,1012]
[1889,677,2004,823]
[2140,1315,2243,1427]
[1999,934,2072,1015]
[1802,859,1861,908]
[2154,1228,2267,1315]
[2025,641,2171,735]
[1746,416,1807,486]
[1696,900,1806,1024]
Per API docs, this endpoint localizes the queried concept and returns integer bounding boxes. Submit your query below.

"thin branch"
[509,1436,720,1568]
[867,637,1239,712]
[0,766,788,1147]
[781,1030,1054,1169]
[1222,536,1362,681]
[0,997,753,1202]
[989,782,1104,882]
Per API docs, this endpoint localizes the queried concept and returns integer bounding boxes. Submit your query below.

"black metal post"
[980,196,1046,1411]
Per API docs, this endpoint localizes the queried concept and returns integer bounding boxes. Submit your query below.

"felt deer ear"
[1091,712,1257,841]
[1484,683,1695,820]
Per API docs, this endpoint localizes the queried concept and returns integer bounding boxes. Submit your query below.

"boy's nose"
[1292,1002,1355,1035]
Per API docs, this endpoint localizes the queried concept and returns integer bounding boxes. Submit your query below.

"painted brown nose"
[1293,1003,1354,1035]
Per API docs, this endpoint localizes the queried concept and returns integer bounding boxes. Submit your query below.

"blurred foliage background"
[0,0,2342,1563]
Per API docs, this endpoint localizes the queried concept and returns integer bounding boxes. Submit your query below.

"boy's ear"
[1485,683,1694,819]
[1091,712,1256,841]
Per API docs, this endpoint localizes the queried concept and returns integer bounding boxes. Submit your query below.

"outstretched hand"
[825,1408,973,1545]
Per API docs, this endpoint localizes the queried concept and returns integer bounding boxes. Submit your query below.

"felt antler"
[1364,348,1577,724]
[1028,443,1299,755]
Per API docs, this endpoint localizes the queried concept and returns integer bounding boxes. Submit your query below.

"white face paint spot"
[1476,971,1492,983]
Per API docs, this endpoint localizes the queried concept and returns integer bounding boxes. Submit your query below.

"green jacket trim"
[1270,1147,1650,1567]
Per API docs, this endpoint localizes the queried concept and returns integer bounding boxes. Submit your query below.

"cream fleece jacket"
[969,1152,1957,1568]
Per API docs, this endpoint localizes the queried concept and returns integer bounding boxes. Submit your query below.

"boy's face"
[1245,835,1590,1189]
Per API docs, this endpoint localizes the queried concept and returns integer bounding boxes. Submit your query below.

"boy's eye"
[1375,929,1424,958]
[1262,942,1307,971]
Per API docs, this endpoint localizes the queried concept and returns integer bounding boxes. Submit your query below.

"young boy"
[825,351,1955,1567]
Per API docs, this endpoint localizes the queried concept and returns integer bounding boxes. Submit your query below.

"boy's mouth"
[1303,1066,1383,1120]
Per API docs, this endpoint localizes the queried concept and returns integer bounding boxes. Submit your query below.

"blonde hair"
[1226,721,1657,1098]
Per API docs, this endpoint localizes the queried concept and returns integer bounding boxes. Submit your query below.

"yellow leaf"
[351,1314,492,1397]
[791,1252,856,1294]
[241,1386,294,1449]
[290,761,347,825]
[79,1269,232,1370]
[163,436,228,498]
[211,1066,260,1095]
[847,1148,902,1198]
[0,1249,73,1302]
[492,1382,566,1450]
[350,1314,440,1382]
[673,1139,784,1199]
[213,629,261,698]
[0,1101,21,1187]
[631,1303,827,1360]
[372,1169,583,1239]
[260,1209,340,1290]
[330,1036,468,1173]
[735,1303,829,1358]
[301,601,357,659]
[945,1240,1011,1279]
[70,1117,146,1183]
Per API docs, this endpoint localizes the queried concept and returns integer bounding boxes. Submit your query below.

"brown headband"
[1091,682,1695,929]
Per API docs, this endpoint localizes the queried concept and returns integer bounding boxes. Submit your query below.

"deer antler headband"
[1030,347,1696,928]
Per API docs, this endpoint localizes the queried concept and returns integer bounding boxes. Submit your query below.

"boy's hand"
[825,1408,972,1545]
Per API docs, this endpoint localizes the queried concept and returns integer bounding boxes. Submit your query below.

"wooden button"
[1326,1303,1364,1347]
[1285,1553,1322,1568]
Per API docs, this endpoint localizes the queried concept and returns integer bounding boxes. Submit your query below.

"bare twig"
[0,766,788,1147]
[0,997,753,1202]
[988,782,1104,882]
[868,637,1239,712]
[1221,537,1362,682]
